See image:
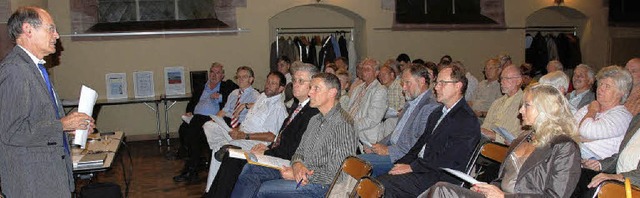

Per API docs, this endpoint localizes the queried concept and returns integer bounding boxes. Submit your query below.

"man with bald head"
[0,7,95,197]
[625,58,640,115]
[481,65,524,145]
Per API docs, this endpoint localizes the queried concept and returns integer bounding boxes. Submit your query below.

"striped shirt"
[291,103,357,185]
[575,105,632,158]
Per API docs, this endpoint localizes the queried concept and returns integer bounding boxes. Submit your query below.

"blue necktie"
[38,63,70,154]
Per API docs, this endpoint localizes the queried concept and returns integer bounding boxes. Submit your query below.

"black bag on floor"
[80,182,122,198]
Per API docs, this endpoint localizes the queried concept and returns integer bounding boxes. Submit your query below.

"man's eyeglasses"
[292,78,310,85]
[500,76,521,81]
[434,80,458,86]
[235,75,251,80]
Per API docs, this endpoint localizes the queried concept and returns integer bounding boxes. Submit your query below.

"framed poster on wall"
[164,66,186,96]
[105,73,128,100]
[133,71,155,98]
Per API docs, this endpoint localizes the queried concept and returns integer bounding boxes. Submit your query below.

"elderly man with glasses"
[481,65,525,145]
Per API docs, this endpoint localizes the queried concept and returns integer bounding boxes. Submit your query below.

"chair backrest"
[595,181,640,198]
[326,156,373,198]
[480,142,509,164]
[350,176,384,198]
[190,70,208,96]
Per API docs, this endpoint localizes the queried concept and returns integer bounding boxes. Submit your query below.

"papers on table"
[492,127,516,143]
[105,73,127,100]
[133,71,155,98]
[73,85,98,149]
[579,143,602,160]
[441,167,482,185]
[164,66,186,96]
[73,153,107,169]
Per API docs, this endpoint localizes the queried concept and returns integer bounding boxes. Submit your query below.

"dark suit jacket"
[266,99,319,159]
[601,114,640,186]
[0,46,73,197]
[567,90,595,110]
[397,97,481,184]
[492,134,581,197]
[186,79,238,113]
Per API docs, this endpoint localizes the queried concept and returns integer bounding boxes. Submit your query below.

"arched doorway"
[268,4,366,73]
[525,6,588,75]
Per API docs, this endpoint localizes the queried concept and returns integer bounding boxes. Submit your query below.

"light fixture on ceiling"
[554,0,564,6]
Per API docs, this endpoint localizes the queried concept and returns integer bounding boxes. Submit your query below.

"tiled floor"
[77,139,207,198]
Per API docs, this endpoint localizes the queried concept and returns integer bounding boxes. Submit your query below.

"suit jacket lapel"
[620,115,640,150]
[516,143,552,184]
[15,47,52,106]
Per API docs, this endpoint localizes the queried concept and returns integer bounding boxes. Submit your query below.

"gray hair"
[575,64,595,81]
[7,7,43,42]
[539,71,570,93]
[548,60,564,71]
[596,65,633,104]
[291,63,319,77]
[360,58,381,71]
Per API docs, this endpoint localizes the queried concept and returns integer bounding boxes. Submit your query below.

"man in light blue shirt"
[359,65,440,176]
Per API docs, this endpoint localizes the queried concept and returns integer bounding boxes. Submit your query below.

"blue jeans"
[230,164,282,198]
[256,180,329,198]
[357,154,394,177]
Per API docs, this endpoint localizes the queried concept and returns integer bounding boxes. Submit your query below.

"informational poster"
[105,73,128,100]
[164,66,185,96]
[133,71,155,98]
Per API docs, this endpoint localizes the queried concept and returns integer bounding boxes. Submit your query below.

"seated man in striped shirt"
[230,73,357,198]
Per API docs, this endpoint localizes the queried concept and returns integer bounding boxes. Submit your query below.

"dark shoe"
[173,171,198,182]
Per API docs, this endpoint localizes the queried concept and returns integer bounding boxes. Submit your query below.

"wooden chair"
[326,156,373,197]
[479,142,509,163]
[594,180,640,198]
[349,176,384,198]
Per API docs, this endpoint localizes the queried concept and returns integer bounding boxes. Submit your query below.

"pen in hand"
[295,173,309,189]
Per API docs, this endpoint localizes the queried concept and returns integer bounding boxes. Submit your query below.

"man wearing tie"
[376,65,480,197]
[0,7,94,197]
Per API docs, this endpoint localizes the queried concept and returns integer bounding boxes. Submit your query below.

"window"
[70,0,241,35]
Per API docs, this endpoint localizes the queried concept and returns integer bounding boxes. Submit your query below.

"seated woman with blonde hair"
[421,84,582,198]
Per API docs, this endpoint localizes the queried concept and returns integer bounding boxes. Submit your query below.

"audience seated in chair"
[574,66,633,160]
[566,64,596,111]
[422,84,581,198]
[173,62,238,182]
[358,65,440,177]
[480,65,524,145]
[203,64,320,197]
[202,71,288,187]
[469,58,503,120]
[376,65,481,197]
[574,114,640,197]
[348,58,389,148]
[230,73,357,197]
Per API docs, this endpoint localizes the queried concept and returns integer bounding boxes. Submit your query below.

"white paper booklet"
[73,85,98,149]
[441,167,482,185]
[228,148,247,160]
[245,153,291,170]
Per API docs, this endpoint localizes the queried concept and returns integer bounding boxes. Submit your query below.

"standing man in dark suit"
[376,65,481,197]
[0,7,95,197]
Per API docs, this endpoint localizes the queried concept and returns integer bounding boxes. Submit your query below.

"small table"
[72,131,124,173]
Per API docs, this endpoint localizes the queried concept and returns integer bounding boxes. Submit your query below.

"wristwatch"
[244,133,250,140]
